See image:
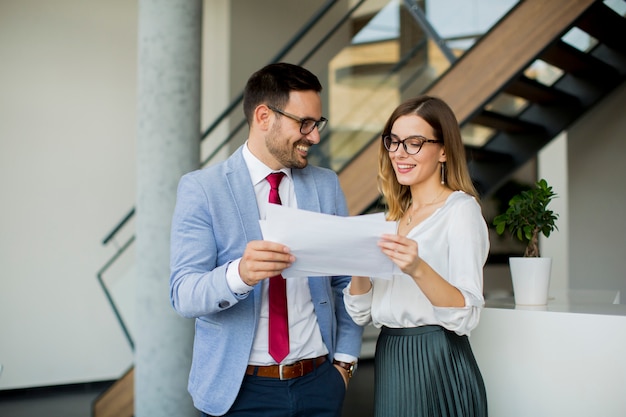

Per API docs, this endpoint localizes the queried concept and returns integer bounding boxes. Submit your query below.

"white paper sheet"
[259,204,399,279]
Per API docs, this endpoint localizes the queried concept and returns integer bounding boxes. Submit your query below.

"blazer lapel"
[292,166,321,213]
[224,147,265,311]
[224,147,263,242]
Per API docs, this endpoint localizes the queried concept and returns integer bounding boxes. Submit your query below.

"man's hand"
[333,363,351,388]
[238,240,294,286]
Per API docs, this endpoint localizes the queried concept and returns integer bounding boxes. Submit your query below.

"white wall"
[539,84,626,301]
[539,83,626,300]
[0,0,137,389]
[538,132,569,291]
[201,0,231,163]
[567,83,626,299]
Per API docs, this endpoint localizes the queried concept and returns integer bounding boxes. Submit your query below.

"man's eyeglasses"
[268,105,328,135]
[382,134,443,155]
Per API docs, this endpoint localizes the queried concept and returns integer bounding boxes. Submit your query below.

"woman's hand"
[379,234,465,307]
[378,233,422,278]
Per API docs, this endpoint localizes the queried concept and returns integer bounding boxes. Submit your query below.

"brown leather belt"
[246,356,326,380]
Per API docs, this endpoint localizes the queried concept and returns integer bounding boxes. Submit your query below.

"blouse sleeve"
[342,283,374,327]
[432,196,489,335]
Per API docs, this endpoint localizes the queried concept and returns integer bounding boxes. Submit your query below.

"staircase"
[339,0,626,215]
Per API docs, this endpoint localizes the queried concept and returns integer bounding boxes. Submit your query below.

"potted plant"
[493,178,558,305]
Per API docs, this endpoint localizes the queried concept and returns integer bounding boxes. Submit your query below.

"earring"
[440,162,445,185]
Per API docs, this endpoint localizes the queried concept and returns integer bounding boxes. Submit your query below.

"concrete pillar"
[136,0,201,416]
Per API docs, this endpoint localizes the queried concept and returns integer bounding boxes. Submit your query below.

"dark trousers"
[201,359,346,417]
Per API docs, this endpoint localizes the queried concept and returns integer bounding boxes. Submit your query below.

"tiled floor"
[0,360,375,417]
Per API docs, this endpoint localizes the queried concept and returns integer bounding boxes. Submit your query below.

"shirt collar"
[242,142,292,186]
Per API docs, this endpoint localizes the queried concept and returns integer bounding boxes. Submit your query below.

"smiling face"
[388,114,446,188]
[251,90,323,170]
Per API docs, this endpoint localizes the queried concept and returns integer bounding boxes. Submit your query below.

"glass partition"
[311,0,520,170]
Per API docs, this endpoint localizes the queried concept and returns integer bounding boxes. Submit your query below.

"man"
[170,62,363,417]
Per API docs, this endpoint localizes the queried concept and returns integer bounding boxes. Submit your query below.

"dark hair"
[378,95,479,220]
[242,63,322,125]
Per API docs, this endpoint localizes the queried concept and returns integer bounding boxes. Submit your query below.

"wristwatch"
[333,360,357,378]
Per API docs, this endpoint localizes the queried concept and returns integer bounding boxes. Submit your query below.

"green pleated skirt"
[374,325,487,417]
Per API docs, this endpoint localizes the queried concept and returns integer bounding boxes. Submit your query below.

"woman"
[344,95,489,417]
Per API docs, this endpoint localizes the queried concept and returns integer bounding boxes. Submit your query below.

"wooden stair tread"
[92,367,134,417]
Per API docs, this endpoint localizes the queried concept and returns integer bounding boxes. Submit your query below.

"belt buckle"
[279,361,304,380]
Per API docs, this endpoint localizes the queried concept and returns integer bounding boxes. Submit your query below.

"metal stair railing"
[97,0,369,350]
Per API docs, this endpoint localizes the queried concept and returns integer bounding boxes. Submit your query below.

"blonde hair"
[378,95,479,221]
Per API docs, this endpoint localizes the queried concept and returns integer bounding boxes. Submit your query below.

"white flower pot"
[509,257,552,306]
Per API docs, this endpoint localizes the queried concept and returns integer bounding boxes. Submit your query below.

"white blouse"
[343,191,490,336]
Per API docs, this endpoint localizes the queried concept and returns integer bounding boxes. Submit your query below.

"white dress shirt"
[226,143,329,365]
[343,191,489,336]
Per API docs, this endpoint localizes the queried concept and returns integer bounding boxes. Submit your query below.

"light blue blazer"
[170,146,363,416]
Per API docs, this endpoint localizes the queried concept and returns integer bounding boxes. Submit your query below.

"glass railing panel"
[425,0,519,53]
[315,0,449,171]
[312,0,522,172]
[324,39,402,171]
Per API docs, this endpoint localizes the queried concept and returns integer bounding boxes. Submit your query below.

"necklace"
[406,187,446,225]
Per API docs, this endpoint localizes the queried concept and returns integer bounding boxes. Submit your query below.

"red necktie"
[266,172,289,363]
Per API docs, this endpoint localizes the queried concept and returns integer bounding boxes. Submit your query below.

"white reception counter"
[469,290,626,417]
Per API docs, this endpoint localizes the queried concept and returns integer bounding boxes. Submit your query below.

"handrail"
[102,207,135,246]
[201,0,343,141]
[101,0,343,248]
[96,0,368,350]
[96,235,136,350]
[202,0,369,168]
[403,0,456,64]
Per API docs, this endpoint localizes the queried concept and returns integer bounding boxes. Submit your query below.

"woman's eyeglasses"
[382,134,443,155]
